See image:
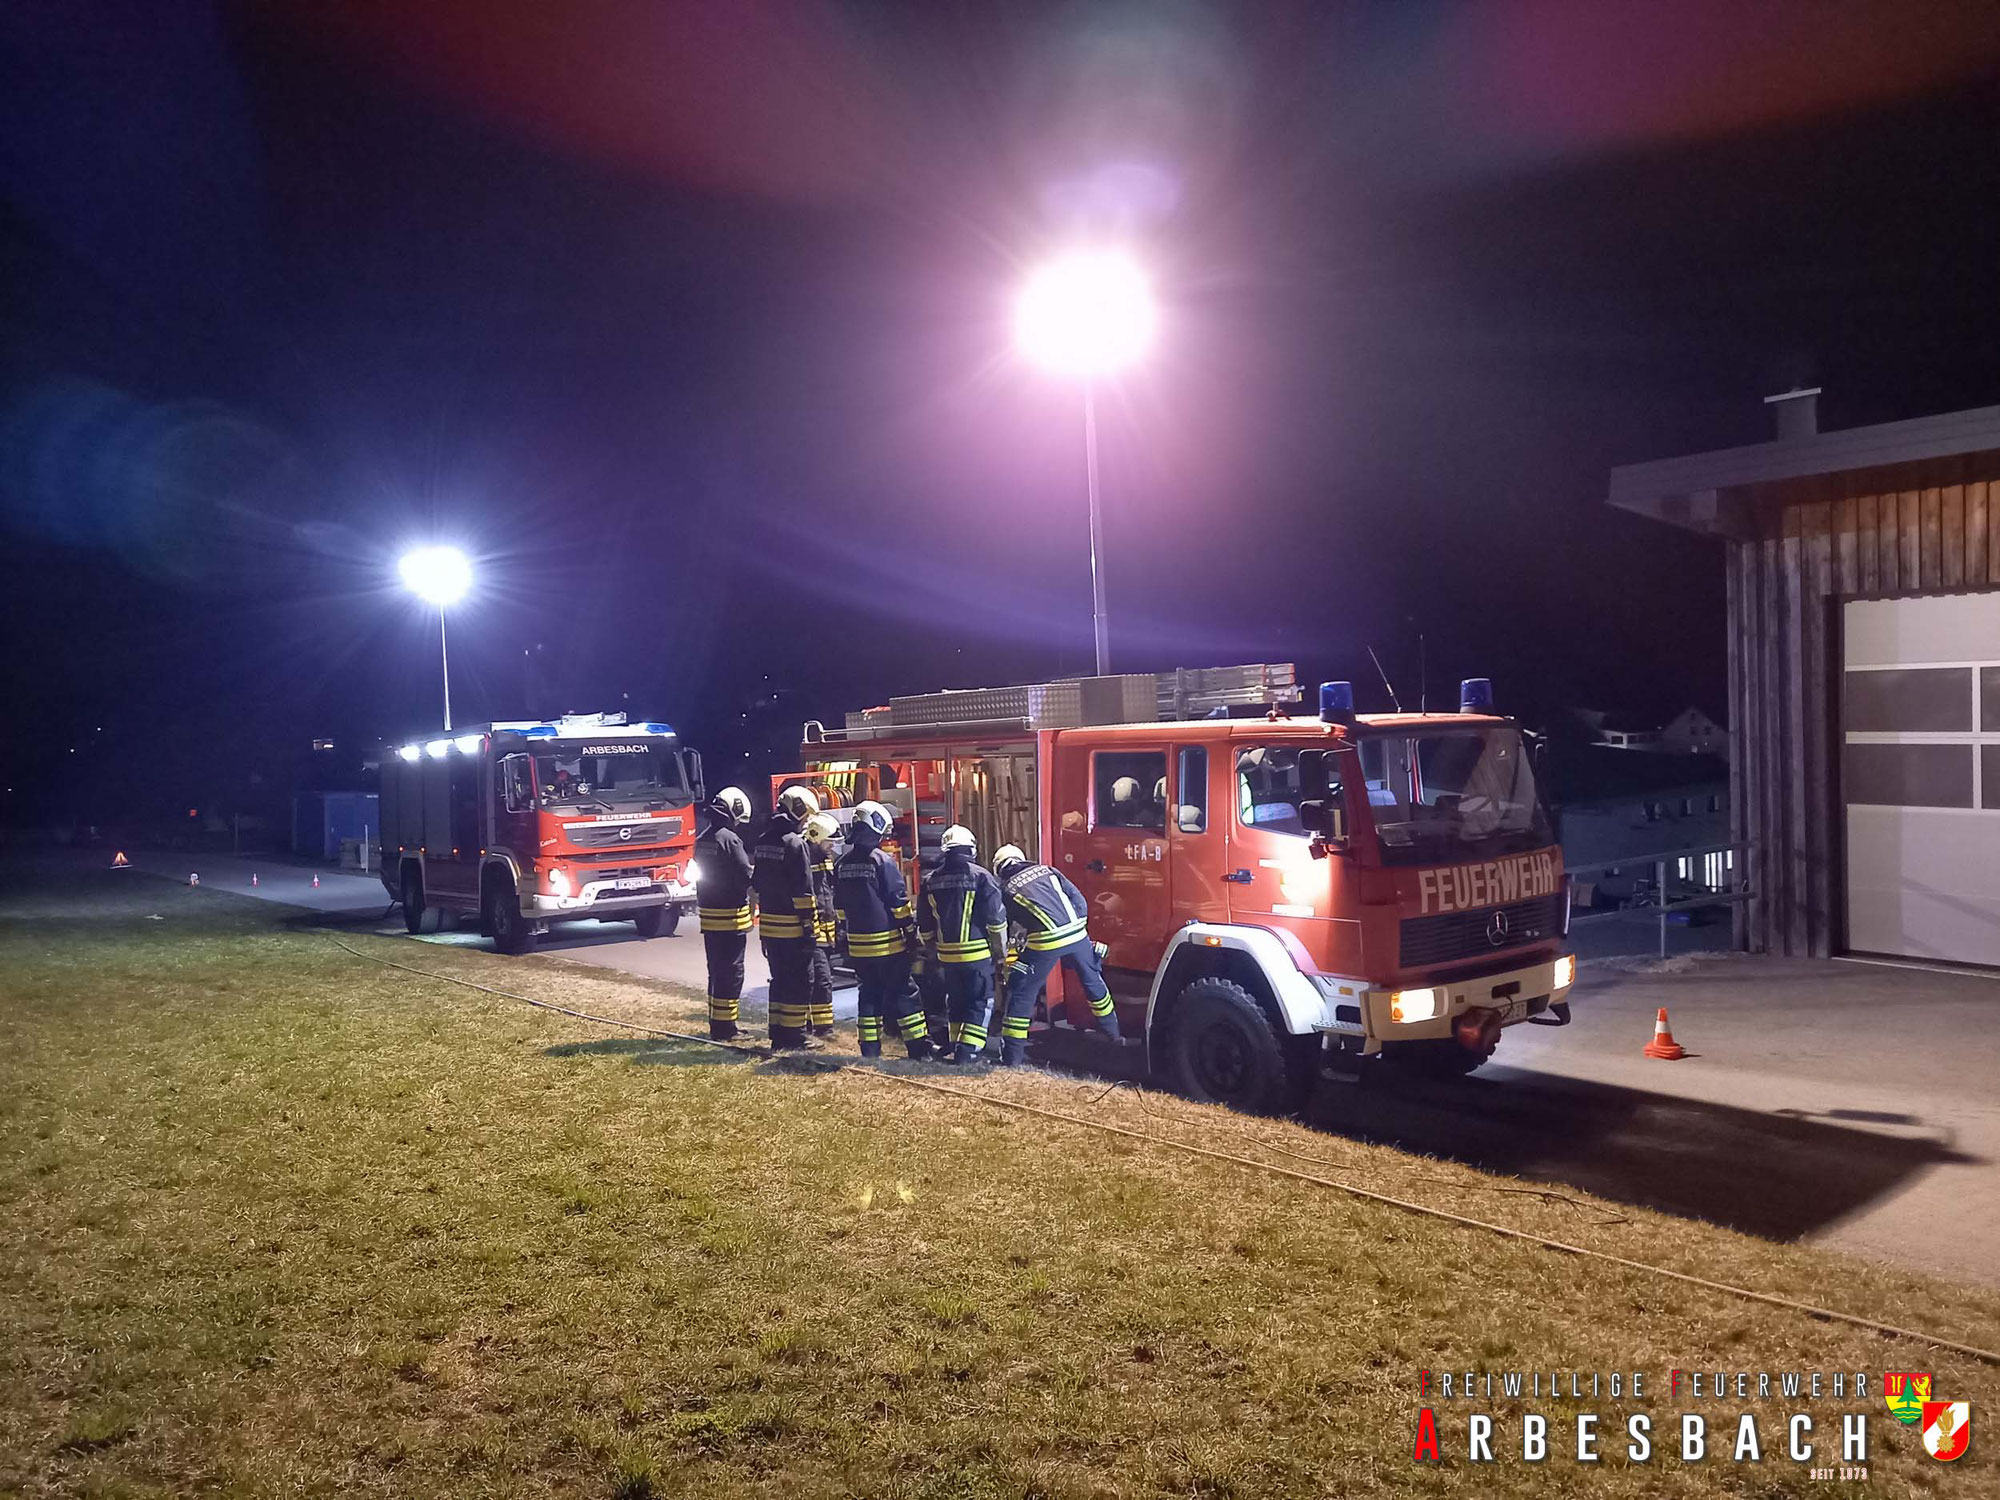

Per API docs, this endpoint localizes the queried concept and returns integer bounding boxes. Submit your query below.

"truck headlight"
[1389,987,1441,1024]
[683,859,701,886]
[1554,954,1577,989]
[547,868,572,897]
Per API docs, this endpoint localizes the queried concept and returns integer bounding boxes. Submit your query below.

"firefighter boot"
[857,1014,884,1060]
[999,1037,1029,1067]
[1089,996,1123,1042]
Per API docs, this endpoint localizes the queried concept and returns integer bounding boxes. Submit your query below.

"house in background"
[1565,705,1728,756]
[1543,733,1732,913]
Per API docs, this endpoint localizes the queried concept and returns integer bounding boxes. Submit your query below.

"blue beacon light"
[1319,680,1355,723]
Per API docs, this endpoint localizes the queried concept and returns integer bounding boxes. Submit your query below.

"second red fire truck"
[380,713,702,953]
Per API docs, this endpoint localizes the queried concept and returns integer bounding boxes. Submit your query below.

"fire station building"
[1611,392,2000,966]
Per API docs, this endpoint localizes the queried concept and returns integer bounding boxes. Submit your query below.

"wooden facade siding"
[1727,454,2000,955]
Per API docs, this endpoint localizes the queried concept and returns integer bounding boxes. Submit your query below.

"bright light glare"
[397,745,421,763]
[398,545,472,607]
[1014,251,1155,379]
[425,739,450,759]
[454,735,482,755]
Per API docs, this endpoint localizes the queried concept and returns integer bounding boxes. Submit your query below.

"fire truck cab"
[380,713,703,954]
[798,667,1575,1113]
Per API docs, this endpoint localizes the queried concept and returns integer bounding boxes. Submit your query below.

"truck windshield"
[1355,728,1551,866]
[534,743,691,808]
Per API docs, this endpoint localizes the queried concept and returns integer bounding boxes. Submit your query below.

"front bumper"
[1359,953,1576,1051]
[528,876,696,917]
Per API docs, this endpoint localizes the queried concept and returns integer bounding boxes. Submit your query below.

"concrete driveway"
[1307,951,2000,1287]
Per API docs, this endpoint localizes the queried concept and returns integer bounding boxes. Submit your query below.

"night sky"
[6,1,2000,827]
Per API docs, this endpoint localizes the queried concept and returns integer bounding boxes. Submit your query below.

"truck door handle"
[1085,859,1106,874]
[1222,869,1252,884]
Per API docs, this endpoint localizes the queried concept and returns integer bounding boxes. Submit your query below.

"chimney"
[1764,386,1821,441]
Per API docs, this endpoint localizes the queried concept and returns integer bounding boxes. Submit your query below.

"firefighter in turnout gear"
[833,801,934,1059]
[917,825,1007,1064]
[803,812,842,1037]
[694,787,756,1041]
[991,843,1122,1064]
[754,785,825,1049]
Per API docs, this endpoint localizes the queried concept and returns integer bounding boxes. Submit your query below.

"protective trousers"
[703,931,747,1040]
[852,953,932,1059]
[808,942,836,1035]
[762,935,816,1048]
[1000,937,1120,1064]
[940,960,994,1064]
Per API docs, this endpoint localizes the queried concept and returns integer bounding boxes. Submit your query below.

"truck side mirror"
[1296,748,1331,800]
[686,749,704,804]
[1298,799,1345,843]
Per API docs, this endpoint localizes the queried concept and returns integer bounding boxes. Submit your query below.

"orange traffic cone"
[250,873,259,887]
[189,872,200,886]
[311,875,320,888]
[1643,1007,1686,1060]
[111,850,130,869]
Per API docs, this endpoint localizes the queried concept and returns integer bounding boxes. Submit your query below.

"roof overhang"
[1608,402,2000,537]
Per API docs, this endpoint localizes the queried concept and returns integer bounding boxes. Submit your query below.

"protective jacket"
[694,817,754,933]
[809,836,841,945]
[752,811,819,940]
[1000,862,1092,951]
[835,832,915,958]
[917,849,1007,964]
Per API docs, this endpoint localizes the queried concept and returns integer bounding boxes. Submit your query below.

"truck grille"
[1399,893,1564,969]
[568,822,677,850]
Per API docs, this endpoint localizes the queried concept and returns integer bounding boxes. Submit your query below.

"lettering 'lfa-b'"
[1884,1372,1931,1425]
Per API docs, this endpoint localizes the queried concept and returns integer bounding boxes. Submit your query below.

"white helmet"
[1111,776,1140,804]
[711,786,753,824]
[1154,777,1167,803]
[778,785,821,822]
[804,812,839,845]
[852,800,894,839]
[992,843,1028,876]
[940,824,977,855]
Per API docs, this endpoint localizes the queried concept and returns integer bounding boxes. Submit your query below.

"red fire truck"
[790,666,1575,1112]
[379,713,702,953]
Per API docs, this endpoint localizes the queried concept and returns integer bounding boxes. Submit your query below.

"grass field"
[3,862,1996,1497]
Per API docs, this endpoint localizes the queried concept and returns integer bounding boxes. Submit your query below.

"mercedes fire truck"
[380,713,702,953]
[787,665,1576,1112]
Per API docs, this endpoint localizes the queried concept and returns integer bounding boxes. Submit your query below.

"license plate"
[608,877,651,891]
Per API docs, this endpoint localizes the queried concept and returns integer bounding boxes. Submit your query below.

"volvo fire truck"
[789,666,1575,1112]
[380,713,703,954]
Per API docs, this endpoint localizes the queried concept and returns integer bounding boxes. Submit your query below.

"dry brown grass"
[2,864,1996,1497]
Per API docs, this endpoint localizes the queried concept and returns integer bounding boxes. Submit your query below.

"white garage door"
[1843,591,2000,965]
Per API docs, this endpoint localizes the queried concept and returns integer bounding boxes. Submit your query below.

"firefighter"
[833,800,934,1060]
[990,843,1122,1064]
[916,824,1006,1065]
[753,785,825,1050]
[803,811,842,1038]
[693,786,756,1041]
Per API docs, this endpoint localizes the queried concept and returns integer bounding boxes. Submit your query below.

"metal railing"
[1565,840,1752,957]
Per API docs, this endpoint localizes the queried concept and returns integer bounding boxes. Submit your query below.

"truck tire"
[402,867,437,935]
[1381,1036,1496,1078]
[486,873,538,955]
[1164,977,1306,1116]
[633,904,679,939]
